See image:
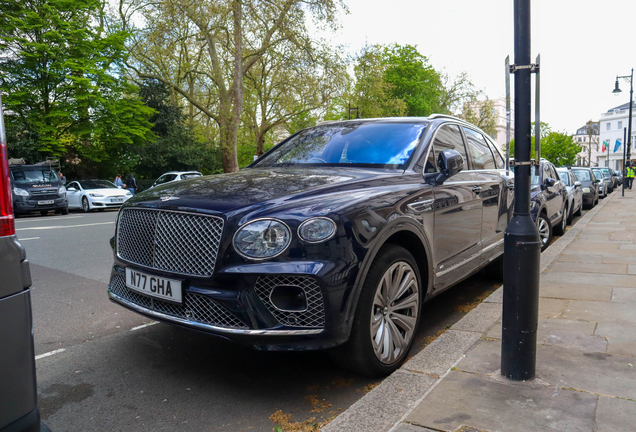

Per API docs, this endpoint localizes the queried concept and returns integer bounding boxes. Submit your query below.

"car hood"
[126,167,400,214]
[85,188,130,196]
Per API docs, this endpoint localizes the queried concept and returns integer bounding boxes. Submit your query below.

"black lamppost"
[612,69,633,197]
[348,103,360,120]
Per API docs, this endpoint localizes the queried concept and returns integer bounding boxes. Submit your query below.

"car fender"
[340,216,434,335]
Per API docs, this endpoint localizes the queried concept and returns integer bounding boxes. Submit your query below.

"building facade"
[574,122,600,167]
[598,101,636,170]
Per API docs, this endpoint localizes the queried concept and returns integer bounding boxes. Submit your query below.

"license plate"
[125,268,183,303]
[38,200,54,205]
[111,197,124,203]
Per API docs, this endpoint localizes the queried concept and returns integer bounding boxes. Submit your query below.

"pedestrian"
[58,171,66,184]
[627,163,635,190]
[126,174,138,195]
[114,174,124,188]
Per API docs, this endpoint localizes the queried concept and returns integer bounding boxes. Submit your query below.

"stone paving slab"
[541,271,635,287]
[538,298,567,318]
[404,370,597,432]
[460,340,636,400]
[596,397,636,432]
[611,287,636,303]
[562,300,636,326]
[595,322,636,356]
[547,261,627,274]
[541,282,612,301]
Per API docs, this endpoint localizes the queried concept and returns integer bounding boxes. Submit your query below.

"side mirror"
[67,187,77,192]
[594,179,601,184]
[544,178,556,188]
[574,181,582,188]
[435,150,464,183]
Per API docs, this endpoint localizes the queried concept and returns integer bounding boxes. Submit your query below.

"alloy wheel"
[82,198,89,212]
[561,209,567,231]
[538,217,550,247]
[370,261,419,365]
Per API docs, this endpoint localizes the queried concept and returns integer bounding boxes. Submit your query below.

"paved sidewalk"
[324,189,636,432]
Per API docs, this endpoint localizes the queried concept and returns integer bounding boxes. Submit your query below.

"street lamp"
[612,69,633,197]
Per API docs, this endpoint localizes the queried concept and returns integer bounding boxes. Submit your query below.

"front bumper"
[107,261,353,350]
[89,195,131,208]
[13,196,67,214]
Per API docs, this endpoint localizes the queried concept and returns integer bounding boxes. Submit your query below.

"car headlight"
[58,186,66,194]
[125,192,132,196]
[582,187,590,193]
[13,187,29,197]
[89,193,104,197]
[233,219,291,259]
[298,217,336,243]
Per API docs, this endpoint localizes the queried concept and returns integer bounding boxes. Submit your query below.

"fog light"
[269,285,307,312]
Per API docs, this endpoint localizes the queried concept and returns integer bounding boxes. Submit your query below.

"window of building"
[618,121,623,129]
[607,123,611,131]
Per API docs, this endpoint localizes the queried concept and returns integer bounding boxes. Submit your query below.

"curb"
[322,192,615,432]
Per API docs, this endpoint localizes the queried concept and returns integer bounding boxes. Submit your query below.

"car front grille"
[109,273,247,329]
[254,275,325,328]
[116,207,224,277]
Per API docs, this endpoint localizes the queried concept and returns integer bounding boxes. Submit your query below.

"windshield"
[79,180,118,190]
[592,170,607,179]
[253,122,427,169]
[572,170,591,181]
[181,173,202,180]
[556,170,570,186]
[11,168,59,183]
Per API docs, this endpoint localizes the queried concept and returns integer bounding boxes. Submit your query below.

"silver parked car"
[150,171,202,189]
[556,168,583,224]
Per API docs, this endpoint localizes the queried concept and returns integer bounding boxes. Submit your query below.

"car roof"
[161,171,202,175]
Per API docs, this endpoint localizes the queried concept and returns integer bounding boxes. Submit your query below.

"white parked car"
[151,171,202,188]
[66,180,132,212]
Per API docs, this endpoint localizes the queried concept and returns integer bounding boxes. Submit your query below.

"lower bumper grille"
[109,274,247,329]
[254,275,325,328]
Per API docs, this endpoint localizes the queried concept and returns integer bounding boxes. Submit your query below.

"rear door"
[463,127,504,264]
[430,124,484,292]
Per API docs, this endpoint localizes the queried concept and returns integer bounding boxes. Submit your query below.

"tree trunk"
[256,131,266,156]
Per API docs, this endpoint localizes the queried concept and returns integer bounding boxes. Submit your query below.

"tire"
[98,208,105,212]
[82,197,91,212]
[537,212,552,252]
[566,201,574,225]
[40,210,48,216]
[554,204,567,236]
[574,201,582,217]
[61,207,69,215]
[329,245,422,377]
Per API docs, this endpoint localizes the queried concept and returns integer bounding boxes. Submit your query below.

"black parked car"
[571,167,600,209]
[109,116,514,376]
[0,99,48,431]
[513,159,567,251]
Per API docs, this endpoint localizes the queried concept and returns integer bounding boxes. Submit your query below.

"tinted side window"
[485,136,505,168]
[433,124,468,168]
[424,144,437,173]
[463,127,496,170]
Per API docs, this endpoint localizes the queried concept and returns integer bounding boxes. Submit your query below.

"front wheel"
[554,204,568,236]
[82,197,91,212]
[61,206,69,215]
[537,213,552,252]
[574,201,582,217]
[329,245,422,377]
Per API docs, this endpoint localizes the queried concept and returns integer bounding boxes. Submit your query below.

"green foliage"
[0,0,154,176]
[350,43,444,119]
[510,123,580,166]
[382,44,443,116]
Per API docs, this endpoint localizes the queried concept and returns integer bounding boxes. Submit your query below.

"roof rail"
[427,114,467,122]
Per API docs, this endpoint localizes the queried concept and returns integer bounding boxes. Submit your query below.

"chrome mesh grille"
[254,276,325,328]
[109,274,247,329]
[117,208,224,277]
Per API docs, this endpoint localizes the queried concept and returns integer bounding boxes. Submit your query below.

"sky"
[327,0,636,133]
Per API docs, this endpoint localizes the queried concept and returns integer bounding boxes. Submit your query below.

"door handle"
[472,186,483,194]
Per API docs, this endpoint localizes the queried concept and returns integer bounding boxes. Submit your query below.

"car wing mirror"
[434,149,464,184]
[574,181,582,188]
[544,177,556,188]
[68,187,77,192]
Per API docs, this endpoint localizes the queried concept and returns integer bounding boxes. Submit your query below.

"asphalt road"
[15,204,584,432]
